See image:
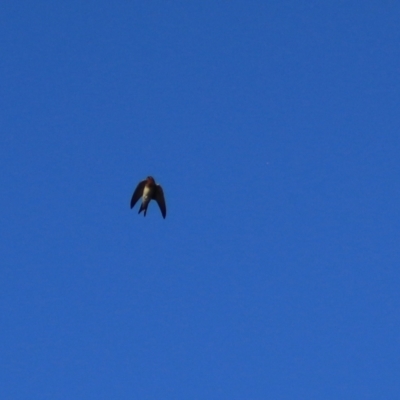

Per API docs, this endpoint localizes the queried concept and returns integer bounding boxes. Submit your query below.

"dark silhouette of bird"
[130,176,166,219]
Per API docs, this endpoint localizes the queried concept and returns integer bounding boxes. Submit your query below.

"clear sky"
[1,2,399,399]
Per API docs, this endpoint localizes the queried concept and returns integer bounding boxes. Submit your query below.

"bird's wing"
[130,180,147,209]
[154,184,167,219]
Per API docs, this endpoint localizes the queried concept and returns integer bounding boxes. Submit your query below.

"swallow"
[130,176,166,219]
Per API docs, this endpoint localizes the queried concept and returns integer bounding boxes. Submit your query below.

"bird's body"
[130,176,166,218]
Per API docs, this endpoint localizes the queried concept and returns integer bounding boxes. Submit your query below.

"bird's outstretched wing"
[154,184,167,218]
[130,180,147,209]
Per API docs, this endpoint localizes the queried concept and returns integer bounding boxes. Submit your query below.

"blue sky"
[1,2,399,398]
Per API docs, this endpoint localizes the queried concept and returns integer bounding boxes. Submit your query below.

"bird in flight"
[130,176,166,219]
